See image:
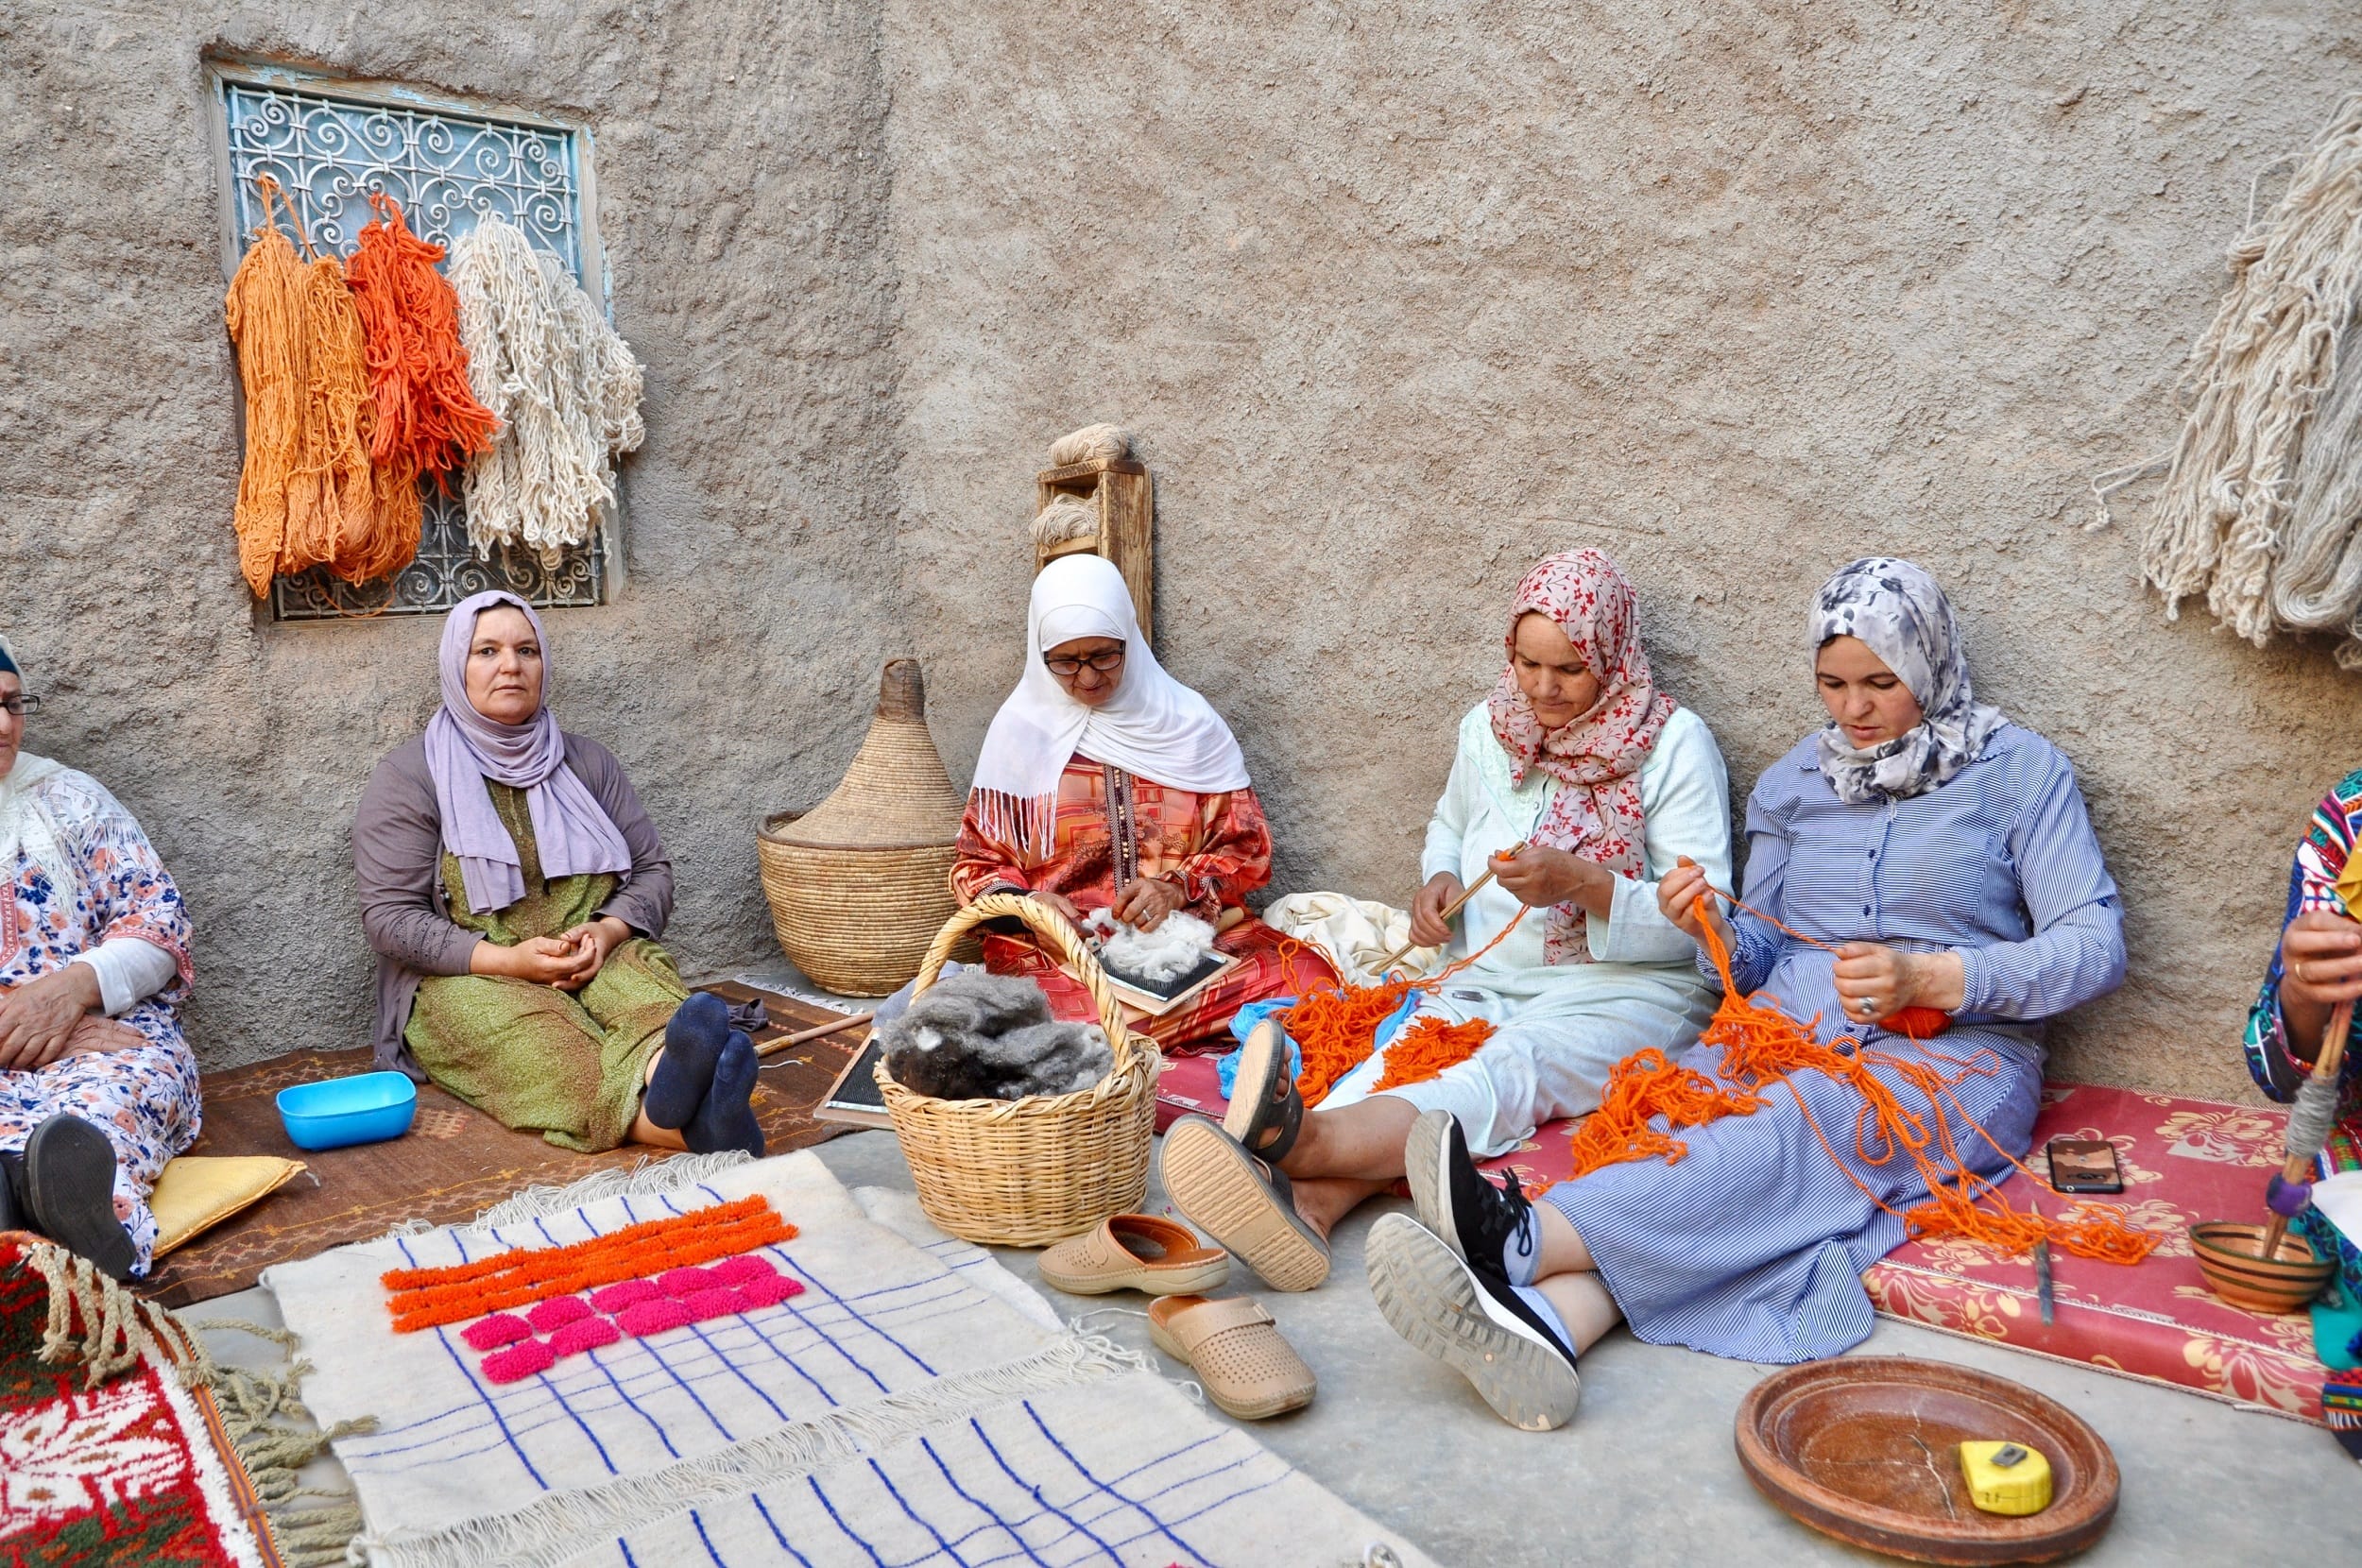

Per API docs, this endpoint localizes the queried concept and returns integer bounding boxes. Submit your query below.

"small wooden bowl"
[1736,1357,2118,1564]
[2189,1221,2336,1314]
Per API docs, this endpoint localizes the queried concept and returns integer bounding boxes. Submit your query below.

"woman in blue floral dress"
[0,636,200,1279]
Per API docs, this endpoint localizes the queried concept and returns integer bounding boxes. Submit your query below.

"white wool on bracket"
[1089,907,1219,985]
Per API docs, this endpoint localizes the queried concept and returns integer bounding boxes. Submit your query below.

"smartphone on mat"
[2045,1137,2124,1194]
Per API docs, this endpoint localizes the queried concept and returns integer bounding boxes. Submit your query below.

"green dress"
[405,782,688,1151]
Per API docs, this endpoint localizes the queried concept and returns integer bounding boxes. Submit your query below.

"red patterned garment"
[1486,550,1677,964]
[952,757,1335,1053]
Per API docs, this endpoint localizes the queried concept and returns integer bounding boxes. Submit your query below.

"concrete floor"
[191,1124,2361,1566]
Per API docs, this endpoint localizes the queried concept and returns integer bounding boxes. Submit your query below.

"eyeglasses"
[1043,650,1126,678]
[0,694,38,719]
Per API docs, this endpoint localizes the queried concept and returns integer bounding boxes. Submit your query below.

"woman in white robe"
[1162,550,1732,1290]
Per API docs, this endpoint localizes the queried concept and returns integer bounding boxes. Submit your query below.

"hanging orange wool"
[1561,904,2157,1266]
[223,199,308,597]
[224,177,414,590]
[282,252,383,583]
[345,192,499,486]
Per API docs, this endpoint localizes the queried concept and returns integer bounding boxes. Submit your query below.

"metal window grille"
[212,63,610,620]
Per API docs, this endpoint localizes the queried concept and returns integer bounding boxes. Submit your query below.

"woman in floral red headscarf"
[1163,550,1735,1292]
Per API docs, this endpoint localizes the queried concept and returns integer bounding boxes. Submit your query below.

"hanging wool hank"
[222,180,310,597]
[345,192,500,489]
[1282,907,1532,1106]
[1554,894,2157,1266]
[2095,94,2362,647]
[283,249,385,583]
[450,213,645,566]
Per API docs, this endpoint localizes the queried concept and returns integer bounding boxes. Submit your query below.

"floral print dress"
[0,764,200,1275]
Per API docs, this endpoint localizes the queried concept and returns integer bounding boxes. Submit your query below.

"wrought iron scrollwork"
[218,74,607,621]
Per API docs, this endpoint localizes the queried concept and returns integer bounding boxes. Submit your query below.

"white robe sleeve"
[1420,724,1483,885]
[1584,708,1734,965]
[69,937,180,1017]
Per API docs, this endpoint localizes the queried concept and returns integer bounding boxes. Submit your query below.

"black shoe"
[24,1115,136,1281]
[0,1149,23,1234]
[1403,1108,1538,1286]
[1366,1214,1581,1430]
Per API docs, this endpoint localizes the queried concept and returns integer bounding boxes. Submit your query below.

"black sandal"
[1222,1016,1304,1164]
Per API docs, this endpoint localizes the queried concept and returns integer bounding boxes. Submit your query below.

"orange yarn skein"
[1283,903,1532,1106]
[345,192,499,486]
[283,253,382,583]
[223,184,310,597]
[1561,897,2155,1266]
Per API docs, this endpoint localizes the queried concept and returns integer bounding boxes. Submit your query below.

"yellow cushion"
[148,1155,306,1258]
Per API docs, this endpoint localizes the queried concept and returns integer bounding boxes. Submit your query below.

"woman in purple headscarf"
[353,592,761,1157]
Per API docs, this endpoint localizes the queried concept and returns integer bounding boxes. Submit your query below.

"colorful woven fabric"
[460,1254,806,1384]
[0,1235,266,1567]
[269,1151,1435,1566]
[381,1193,793,1331]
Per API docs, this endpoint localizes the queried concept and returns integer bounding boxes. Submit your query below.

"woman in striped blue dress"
[1365,557,2126,1431]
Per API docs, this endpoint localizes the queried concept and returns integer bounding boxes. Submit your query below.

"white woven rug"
[265,1151,1432,1568]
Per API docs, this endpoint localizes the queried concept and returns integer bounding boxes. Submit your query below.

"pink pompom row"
[469,1256,803,1384]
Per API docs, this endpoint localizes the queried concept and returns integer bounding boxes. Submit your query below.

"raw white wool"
[1093,907,1219,986]
[450,214,645,565]
[1047,423,1131,467]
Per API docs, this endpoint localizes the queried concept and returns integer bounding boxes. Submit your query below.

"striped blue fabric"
[1722,724,2125,1054]
[1546,723,2126,1364]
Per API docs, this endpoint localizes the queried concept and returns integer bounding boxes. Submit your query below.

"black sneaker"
[1365,1213,1580,1430]
[1403,1108,1538,1286]
[23,1115,136,1282]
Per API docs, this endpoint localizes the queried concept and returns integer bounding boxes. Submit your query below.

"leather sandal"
[1146,1294,1316,1421]
[1221,1015,1303,1162]
[1037,1214,1231,1298]
[1159,1116,1329,1291]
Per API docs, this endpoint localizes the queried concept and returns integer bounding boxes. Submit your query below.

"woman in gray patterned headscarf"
[1808,557,2007,804]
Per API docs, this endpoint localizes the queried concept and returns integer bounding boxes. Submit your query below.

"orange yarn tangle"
[381,1195,794,1333]
[1564,902,2156,1266]
[1284,907,1532,1106]
[345,193,499,490]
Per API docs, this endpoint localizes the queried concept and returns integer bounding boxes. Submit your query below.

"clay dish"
[1735,1356,2118,1565]
[2189,1221,2336,1314]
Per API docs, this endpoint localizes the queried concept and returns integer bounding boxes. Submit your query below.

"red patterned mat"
[1155,1060,2332,1424]
[0,1234,275,1566]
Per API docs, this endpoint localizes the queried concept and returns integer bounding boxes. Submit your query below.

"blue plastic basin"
[276,1070,418,1150]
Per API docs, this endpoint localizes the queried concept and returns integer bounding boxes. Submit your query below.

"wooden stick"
[2261,995,2353,1256]
[1374,865,1501,975]
[756,1010,875,1059]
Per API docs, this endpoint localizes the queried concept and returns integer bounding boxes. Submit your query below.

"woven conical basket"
[757,659,965,996]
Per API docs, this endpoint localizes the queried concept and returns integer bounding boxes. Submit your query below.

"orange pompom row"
[1556,895,2154,1266]
[382,1196,794,1333]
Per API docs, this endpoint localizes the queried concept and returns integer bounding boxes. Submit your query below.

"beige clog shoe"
[1036,1214,1231,1297]
[1146,1294,1317,1421]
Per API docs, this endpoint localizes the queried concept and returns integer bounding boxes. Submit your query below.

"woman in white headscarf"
[950,554,1336,1051]
[0,634,199,1281]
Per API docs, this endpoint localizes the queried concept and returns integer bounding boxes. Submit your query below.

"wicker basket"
[877,893,1160,1246]
[757,660,965,996]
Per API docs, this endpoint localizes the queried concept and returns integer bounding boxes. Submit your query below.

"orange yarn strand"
[1563,906,2155,1266]
[345,193,499,486]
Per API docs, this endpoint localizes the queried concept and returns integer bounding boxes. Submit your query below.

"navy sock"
[685,1031,766,1159]
[646,992,732,1130]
